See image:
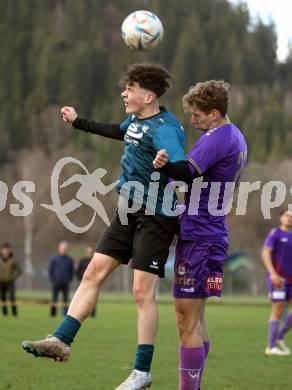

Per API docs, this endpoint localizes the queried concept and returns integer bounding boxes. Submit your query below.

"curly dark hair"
[182,80,230,116]
[120,63,172,97]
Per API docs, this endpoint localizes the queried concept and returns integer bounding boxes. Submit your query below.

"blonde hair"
[182,80,230,116]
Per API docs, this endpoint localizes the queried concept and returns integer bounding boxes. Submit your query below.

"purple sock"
[198,341,211,390]
[278,313,292,340]
[179,346,205,390]
[203,341,210,359]
[269,320,280,348]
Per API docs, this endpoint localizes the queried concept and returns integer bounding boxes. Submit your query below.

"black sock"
[134,344,154,372]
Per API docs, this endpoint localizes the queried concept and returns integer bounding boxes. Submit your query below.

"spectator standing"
[0,242,22,316]
[49,241,74,316]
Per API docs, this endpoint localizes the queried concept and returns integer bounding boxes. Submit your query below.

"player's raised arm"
[60,106,124,141]
[261,246,283,288]
[61,106,78,123]
[153,149,195,185]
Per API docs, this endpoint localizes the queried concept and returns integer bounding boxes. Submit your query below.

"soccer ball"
[121,10,163,50]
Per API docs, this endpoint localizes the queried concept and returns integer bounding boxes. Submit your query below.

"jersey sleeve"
[152,125,186,162]
[264,229,277,249]
[187,131,227,175]
[119,115,133,134]
[72,118,124,140]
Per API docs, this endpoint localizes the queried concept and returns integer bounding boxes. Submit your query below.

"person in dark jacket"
[49,241,74,316]
[76,246,96,317]
[0,242,22,316]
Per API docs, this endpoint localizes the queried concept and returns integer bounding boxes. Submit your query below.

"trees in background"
[0,0,291,164]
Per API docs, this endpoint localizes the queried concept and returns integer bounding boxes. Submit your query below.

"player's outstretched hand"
[61,106,78,124]
[270,272,284,289]
[153,149,169,169]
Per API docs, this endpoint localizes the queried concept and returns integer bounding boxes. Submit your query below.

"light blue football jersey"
[117,108,186,217]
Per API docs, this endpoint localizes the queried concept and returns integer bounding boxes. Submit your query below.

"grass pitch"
[1,296,291,389]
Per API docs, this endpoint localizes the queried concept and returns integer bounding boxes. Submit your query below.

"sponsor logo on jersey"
[177,265,186,276]
[181,287,195,293]
[207,275,223,291]
[124,135,139,146]
[280,237,288,243]
[126,123,144,139]
[174,276,196,286]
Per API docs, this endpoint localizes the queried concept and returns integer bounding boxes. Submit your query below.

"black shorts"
[96,209,178,278]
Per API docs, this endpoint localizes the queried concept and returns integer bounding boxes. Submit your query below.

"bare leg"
[133,270,159,344]
[112,271,159,389]
[270,300,284,321]
[68,252,120,323]
[175,298,205,347]
[200,301,209,343]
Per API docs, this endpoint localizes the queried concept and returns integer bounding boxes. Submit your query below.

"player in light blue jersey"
[118,107,185,215]
[22,63,185,390]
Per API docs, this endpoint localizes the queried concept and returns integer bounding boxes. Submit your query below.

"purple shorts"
[266,274,292,301]
[173,239,228,299]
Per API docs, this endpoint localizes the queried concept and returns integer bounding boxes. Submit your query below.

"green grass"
[1,298,292,389]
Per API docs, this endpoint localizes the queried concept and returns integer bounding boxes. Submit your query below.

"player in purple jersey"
[154,80,247,389]
[262,209,292,356]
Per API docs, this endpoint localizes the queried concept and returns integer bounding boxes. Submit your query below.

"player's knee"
[176,311,188,331]
[176,313,185,336]
[82,258,108,286]
[132,285,155,307]
[176,310,199,339]
[132,285,145,305]
[177,319,196,341]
